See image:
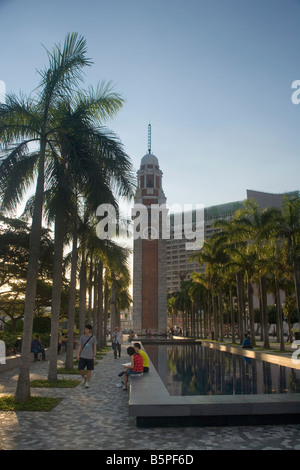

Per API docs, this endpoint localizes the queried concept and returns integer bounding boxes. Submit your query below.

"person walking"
[112,327,123,359]
[77,324,98,388]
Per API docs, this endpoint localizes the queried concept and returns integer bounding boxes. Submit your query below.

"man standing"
[77,324,98,388]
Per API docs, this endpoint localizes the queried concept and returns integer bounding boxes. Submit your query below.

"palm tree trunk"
[259,295,264,341]
[14,139,46,403]
[79,247,87,336]
[236,271,245,344]
[97,261,103,349]
[207,293,212,338]
[110,280,116,331]
[275,278,285,351]
[93,265,98,331]
[65,217,78,370]
[229,287,235,343]
[87,255,93,324]
[260,275,270,348]
[48,208,66,382]
[218,292,224,342]
[213,295,218,340]
[203,299,207,338]
[191,303,195,337]
[293,260,300,331]
[103,280,109,345]
[247,279,256,347]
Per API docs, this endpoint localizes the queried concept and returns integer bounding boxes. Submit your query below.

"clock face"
[142,226,158,240]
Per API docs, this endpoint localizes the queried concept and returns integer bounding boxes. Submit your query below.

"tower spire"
[148,123,151,154]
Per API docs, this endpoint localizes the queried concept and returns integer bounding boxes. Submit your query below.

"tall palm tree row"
[44,90,134,378]
[0,33,135,401]
[169,196,300,351]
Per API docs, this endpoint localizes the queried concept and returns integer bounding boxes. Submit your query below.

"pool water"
[144,343,300,396]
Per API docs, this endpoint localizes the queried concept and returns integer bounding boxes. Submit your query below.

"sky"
[1,0,300,211]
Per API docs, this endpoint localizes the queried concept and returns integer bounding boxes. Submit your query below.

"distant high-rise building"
[166,190,299,293]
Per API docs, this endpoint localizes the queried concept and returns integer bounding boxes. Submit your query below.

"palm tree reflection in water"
[144,344,300,396]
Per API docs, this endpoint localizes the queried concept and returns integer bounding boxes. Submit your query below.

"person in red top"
[122,346,143,390]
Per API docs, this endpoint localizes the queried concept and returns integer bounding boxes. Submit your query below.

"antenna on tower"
[148,123,151,154]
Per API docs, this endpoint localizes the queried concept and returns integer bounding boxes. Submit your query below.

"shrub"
[0,331,22,355]
[33,316,51,333]
[0,331,50,356]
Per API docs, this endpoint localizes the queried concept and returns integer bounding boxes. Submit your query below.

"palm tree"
[1,69,135,381]
[190,236,230,341]
[172,283,192,337]
[223,243,258,346]
[180,280,194,336]
[216,200,281,347]
[259,239,286,351]
[280,195,300,331]
[212,216,249,343]
[104,241,132,333]
[190,272,211,339]
[187,280,206,337]
[167,295,177,331]
[238,200,282,348]
[0,33,91,402]
[0,213,55,329]
[47,111,134,374]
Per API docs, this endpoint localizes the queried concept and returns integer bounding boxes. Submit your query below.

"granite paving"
[1,342,300,451]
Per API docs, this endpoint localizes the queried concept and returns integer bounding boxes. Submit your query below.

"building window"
[146,175,154,187]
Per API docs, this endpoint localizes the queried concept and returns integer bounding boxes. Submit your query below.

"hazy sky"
[1,0,300,209]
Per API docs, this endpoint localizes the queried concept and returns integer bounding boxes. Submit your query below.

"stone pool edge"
[128,340,300,426]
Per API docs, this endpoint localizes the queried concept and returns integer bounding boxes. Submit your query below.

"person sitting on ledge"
[31,335,46,361]
[134,342,150,373]
[122,346,144,391]
[242,333,253,349]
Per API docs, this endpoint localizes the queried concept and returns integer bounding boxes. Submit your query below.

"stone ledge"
[201,340,300,369]
[0,349,48,374]
[128,341,300,427]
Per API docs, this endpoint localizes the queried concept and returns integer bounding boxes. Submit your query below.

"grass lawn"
[0,395,62,411]
[57,367,81,375]
[30,379,80,388]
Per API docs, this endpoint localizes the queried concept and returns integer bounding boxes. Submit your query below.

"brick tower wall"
[141,239,158,330]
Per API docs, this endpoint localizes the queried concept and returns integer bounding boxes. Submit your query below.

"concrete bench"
[0,349,48,374]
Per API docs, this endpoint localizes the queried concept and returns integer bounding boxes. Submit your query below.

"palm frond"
[0,147,38,213]
[37,32,92,108]
[73,81,125,123]
[0,92,41,145]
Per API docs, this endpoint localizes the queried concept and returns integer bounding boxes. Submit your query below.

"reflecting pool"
[144,343,300,396]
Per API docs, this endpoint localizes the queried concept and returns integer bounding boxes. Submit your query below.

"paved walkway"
[1,341,300,450]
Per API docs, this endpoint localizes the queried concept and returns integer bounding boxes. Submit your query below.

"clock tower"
[132,125,167,335]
